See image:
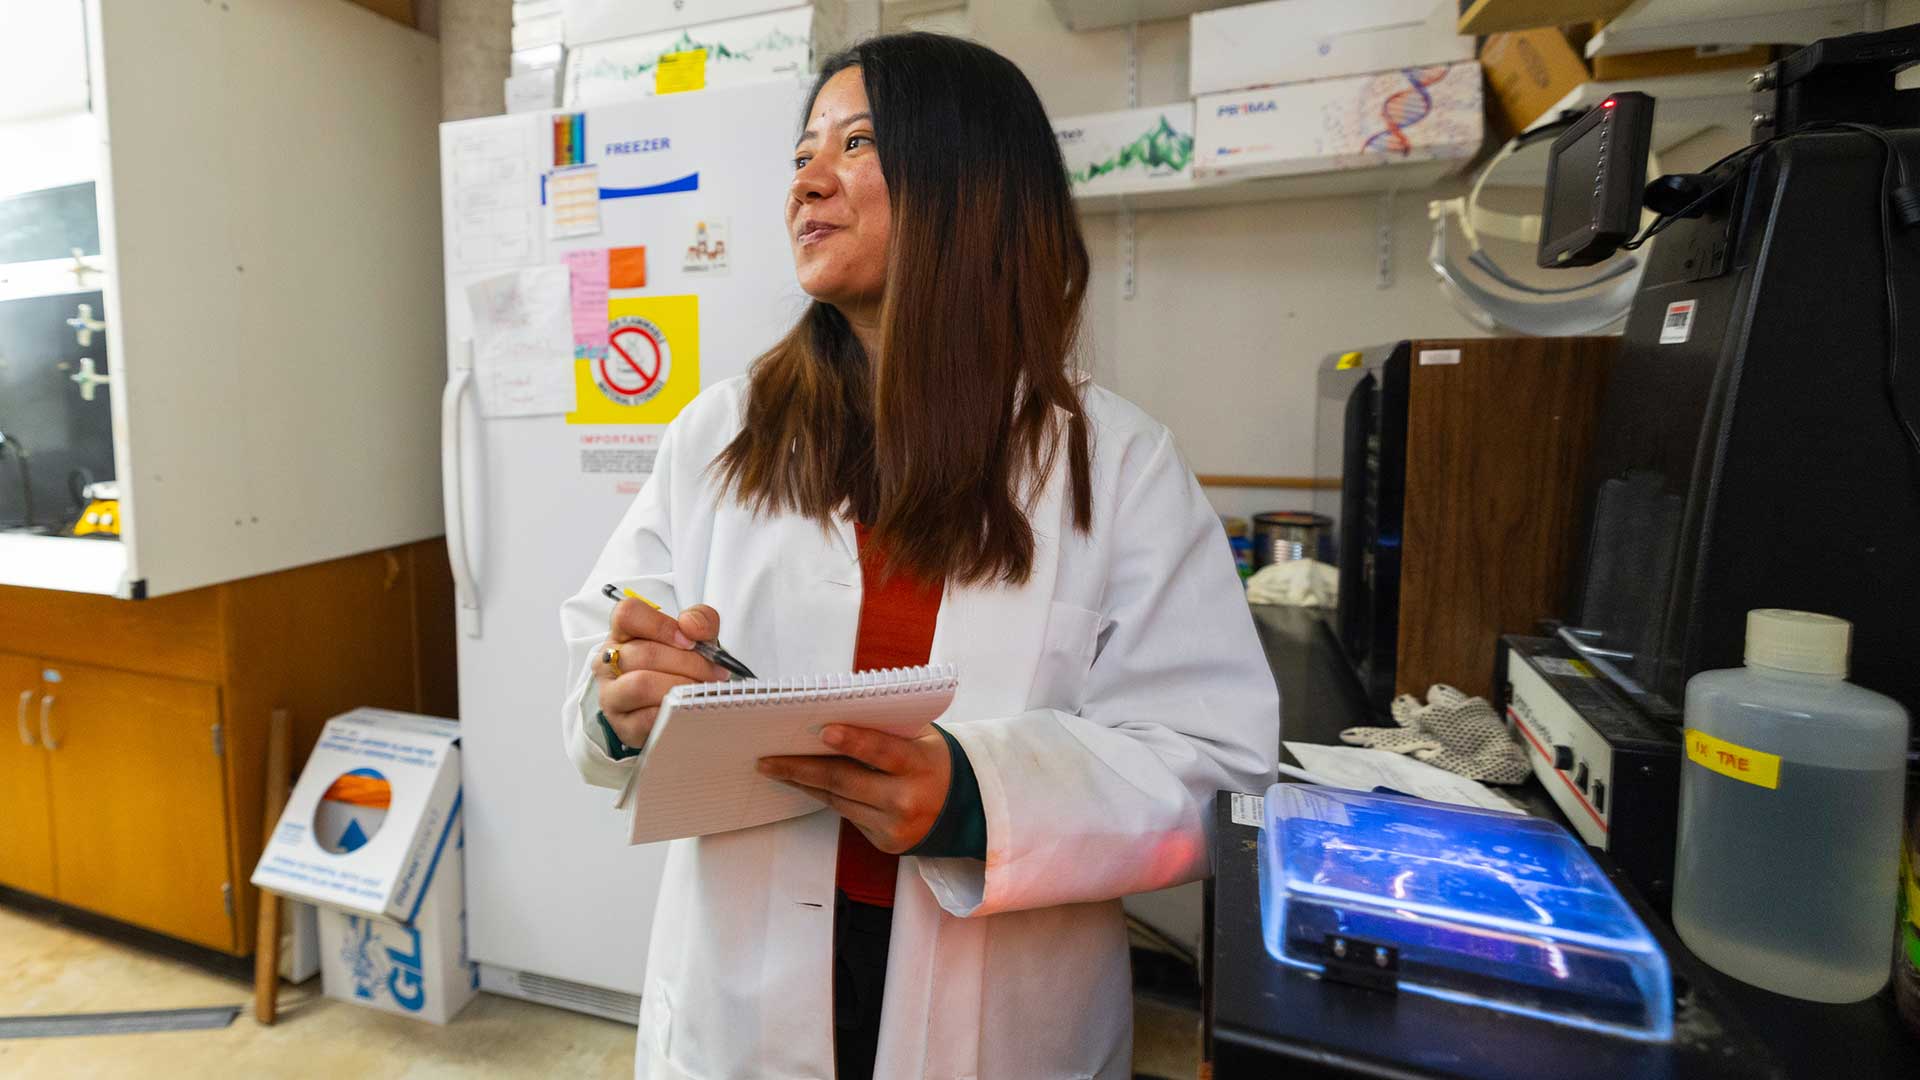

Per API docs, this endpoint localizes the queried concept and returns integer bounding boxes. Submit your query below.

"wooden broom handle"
[253,709,293,1025]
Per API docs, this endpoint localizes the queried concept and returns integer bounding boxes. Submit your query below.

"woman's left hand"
[758,726,952,854]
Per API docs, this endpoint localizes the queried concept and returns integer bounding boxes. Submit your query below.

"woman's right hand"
[594,601,727,749]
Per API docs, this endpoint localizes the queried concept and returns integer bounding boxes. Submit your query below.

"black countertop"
[1204,604,1920,1080]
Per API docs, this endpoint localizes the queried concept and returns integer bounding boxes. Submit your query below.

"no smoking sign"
[566,293,699,426]
[594,315,673,406]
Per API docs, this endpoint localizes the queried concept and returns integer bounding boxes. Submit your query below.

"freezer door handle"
[443,340,482,638]
[15,690,33,747]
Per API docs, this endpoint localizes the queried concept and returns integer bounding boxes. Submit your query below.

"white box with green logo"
[1053,104,1197,202]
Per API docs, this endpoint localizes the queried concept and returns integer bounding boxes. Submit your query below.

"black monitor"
[1537,92,1655,269]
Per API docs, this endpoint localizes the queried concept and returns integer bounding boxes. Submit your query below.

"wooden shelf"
[1456,0,1633,36]
[1074,158,1464,214]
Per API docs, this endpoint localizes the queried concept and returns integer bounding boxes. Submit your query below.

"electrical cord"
[1818,122,1920,485]
[1618,141,1771,252]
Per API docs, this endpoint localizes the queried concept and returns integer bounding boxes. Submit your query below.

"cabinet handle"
[14,690,31,747]
[38,694,58,751]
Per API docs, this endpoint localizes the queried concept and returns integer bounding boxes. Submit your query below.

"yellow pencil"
[601,583,755,679]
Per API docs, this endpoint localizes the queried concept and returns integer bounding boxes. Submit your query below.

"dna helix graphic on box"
[1362,66,1452,157]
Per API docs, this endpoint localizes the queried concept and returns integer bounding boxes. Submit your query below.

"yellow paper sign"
[1336,351,1363,370]
[1683,728,1781,789]
[655,49,707,95]
[567,294,699,425]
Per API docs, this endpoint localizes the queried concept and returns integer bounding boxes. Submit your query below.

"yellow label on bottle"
[1336,351,1363,370]
[655,49,707,95]
[1683,728,1782,789]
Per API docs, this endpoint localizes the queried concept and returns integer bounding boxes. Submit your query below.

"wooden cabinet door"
[0,654,55,896]
[41,662,233,951]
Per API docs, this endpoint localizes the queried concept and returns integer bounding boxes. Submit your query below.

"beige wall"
[440,0,510,121]
[965,1,1486,520]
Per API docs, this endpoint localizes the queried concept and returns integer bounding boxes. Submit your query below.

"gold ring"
[603,646,622,677]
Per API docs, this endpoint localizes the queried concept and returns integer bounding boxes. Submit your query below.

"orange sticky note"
[609,246,647,288]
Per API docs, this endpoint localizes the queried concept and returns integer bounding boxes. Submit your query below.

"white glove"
[1340,684,1531,785]
[1245,559,1338,607]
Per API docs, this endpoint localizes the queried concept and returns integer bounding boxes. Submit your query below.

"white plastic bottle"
[1671,609,1911,1003]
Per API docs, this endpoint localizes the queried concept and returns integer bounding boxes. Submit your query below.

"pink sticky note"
[563,249,610,349]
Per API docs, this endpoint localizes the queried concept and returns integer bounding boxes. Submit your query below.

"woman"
[561,33,1279,1080]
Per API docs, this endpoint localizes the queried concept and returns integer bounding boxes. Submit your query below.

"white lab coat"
[559,375,1280,1080]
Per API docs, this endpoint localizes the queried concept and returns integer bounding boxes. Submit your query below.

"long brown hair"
[712,33,1093,587]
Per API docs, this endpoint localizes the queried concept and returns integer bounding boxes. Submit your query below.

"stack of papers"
[1282,741,1528,815]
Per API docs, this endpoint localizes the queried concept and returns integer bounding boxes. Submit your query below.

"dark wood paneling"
[1395,337,1616,700]
[407,538,459,720]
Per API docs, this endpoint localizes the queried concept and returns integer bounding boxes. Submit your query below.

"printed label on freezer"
[548,165,602,239]
[568,294,701,425]
[577,432,660,490]
[595,314,673,406]
[683,217,730,275]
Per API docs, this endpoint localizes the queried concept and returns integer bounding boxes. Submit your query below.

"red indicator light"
[1602,98,1617,108]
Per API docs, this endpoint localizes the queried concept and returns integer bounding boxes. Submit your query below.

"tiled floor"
[0,904,1201,1078]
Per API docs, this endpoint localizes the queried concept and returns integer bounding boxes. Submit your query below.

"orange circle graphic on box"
[322,771,393,809]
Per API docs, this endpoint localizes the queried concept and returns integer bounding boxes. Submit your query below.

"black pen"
[601,583,757,679]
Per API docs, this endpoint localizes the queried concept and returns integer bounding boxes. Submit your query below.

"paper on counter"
[1283,742,1528,815]
[465,267,578,417]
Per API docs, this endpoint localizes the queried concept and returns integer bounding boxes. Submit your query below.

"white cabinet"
[0,0,443,599]
[0,0,89,126]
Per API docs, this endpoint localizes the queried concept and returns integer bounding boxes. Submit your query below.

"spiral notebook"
[615,664,959,844]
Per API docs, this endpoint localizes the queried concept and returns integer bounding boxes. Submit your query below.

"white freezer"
[440,79,809,1008]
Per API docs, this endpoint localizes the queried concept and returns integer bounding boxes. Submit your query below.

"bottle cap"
[1745,609,1851,676]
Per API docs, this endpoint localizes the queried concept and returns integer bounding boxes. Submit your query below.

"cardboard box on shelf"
[1589,44,1774,82]
[512,14,565,52]
[1193,62,1484,183]
[251,709,475,1025]
[348,0,415,28]
[1457,0,1632,35]
[507,67,563,114]
[562,5,811,107]
[1480,27,1591,135]
[1191,0,1474,98]
[561,0,805,48]
[1054,104,1197,200]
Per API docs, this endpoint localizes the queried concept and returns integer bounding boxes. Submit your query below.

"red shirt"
[835,523,944,908]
